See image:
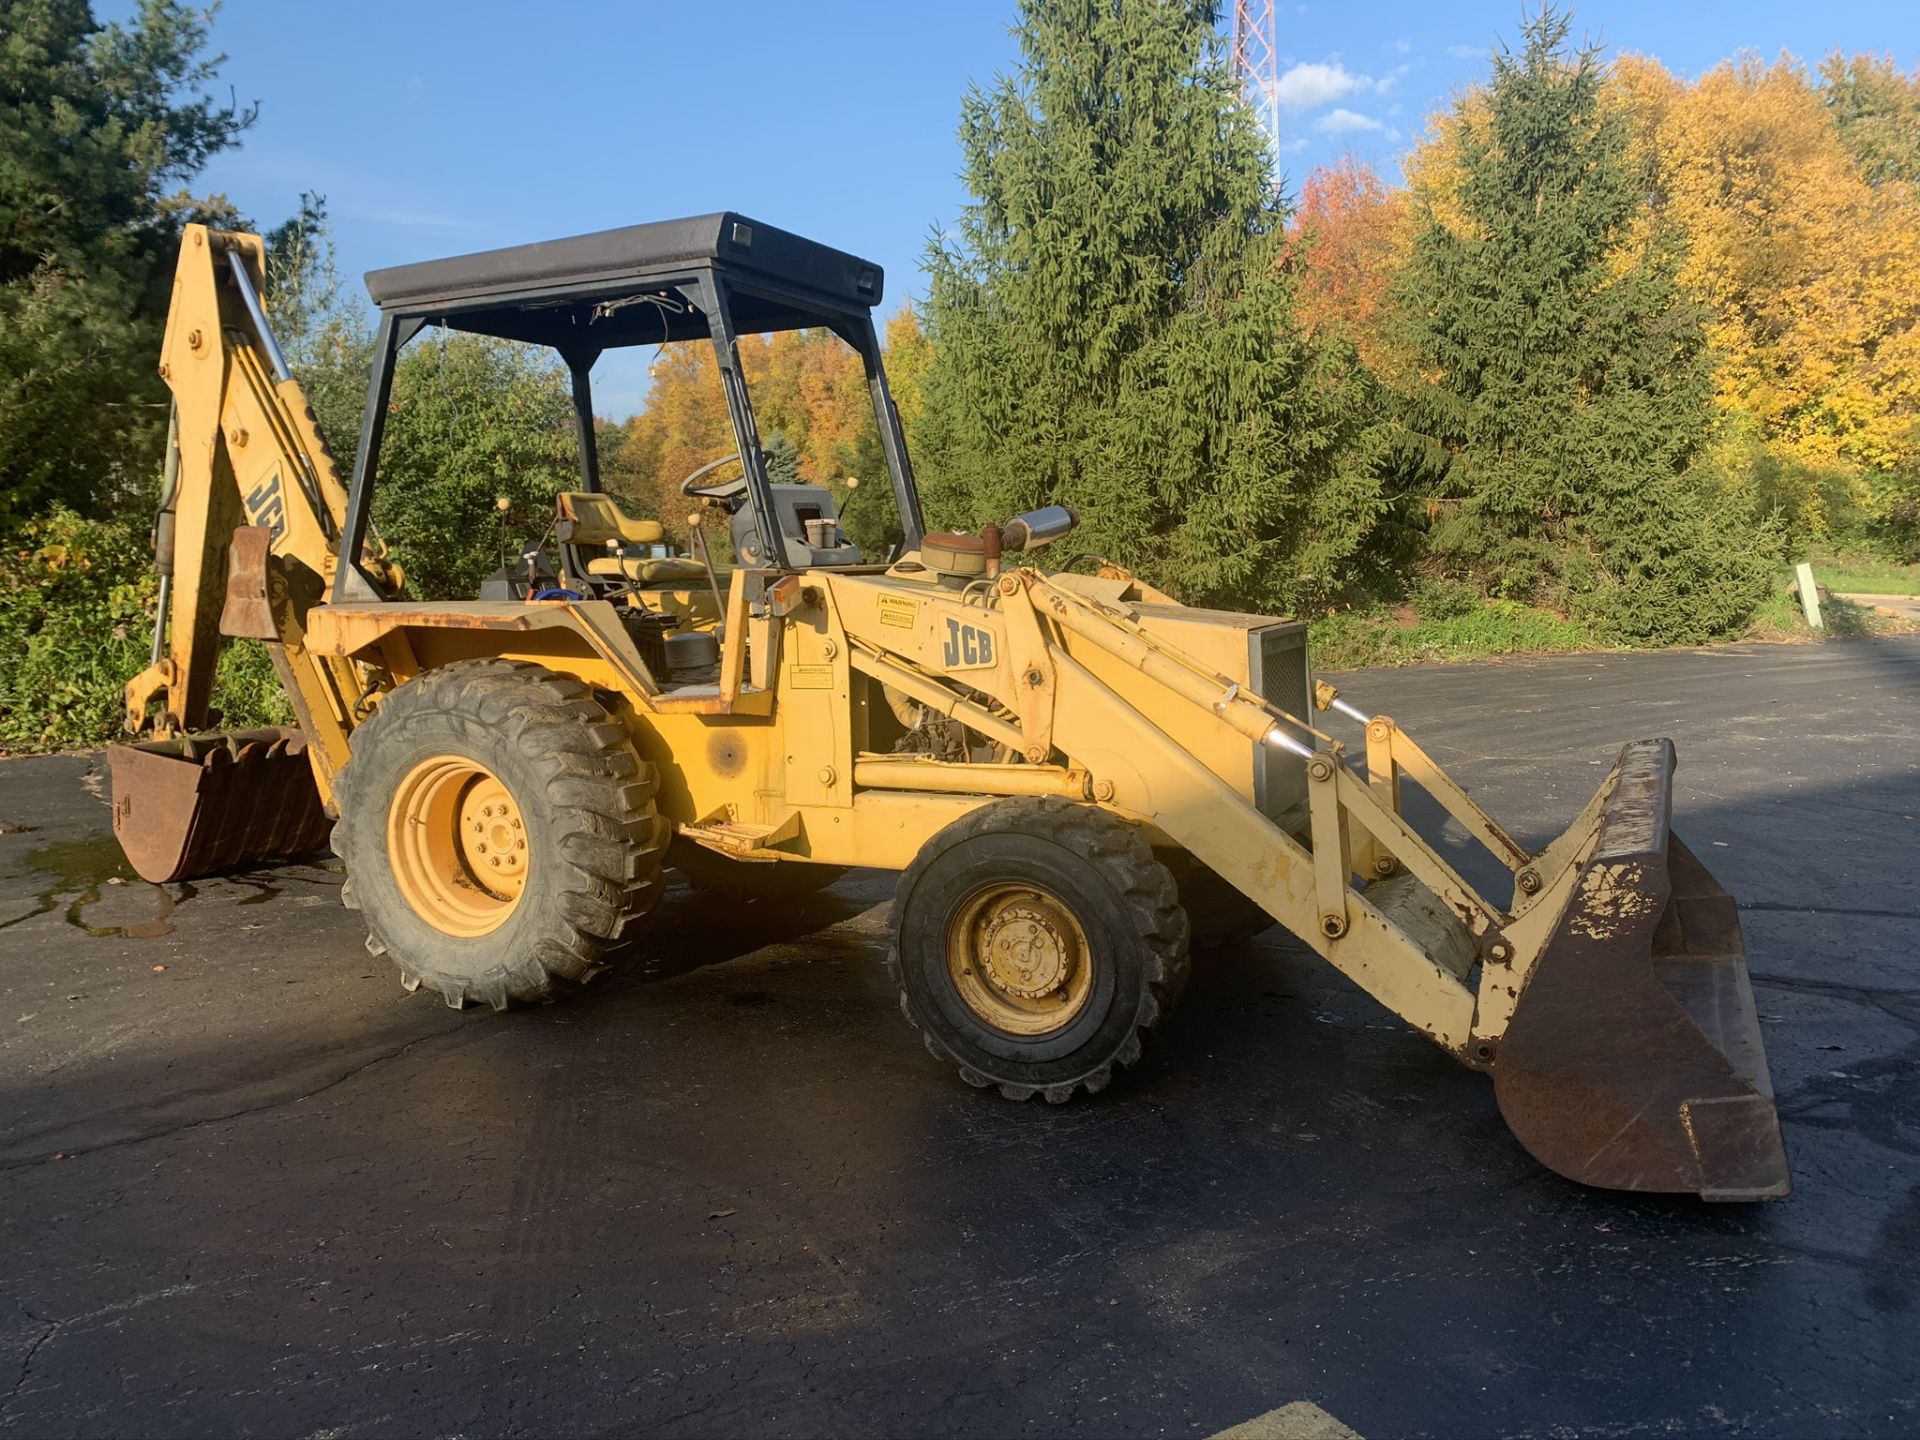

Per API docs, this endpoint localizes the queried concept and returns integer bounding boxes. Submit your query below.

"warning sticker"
[790,664,835,690]
[876,593,920,629]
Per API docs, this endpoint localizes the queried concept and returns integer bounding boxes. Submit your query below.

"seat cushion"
[557,492,667,547]
[585,555,711,584]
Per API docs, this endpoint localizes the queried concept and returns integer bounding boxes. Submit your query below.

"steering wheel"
[680,452,748,508]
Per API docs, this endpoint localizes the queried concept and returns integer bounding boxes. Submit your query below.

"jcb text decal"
[941,617,996,670]
[245,470,286,541]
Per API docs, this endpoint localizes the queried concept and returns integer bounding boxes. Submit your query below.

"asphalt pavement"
[2,636,1917,1439]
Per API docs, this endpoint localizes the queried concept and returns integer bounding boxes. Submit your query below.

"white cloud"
[1392,38,1413,55]
[1313,108,1387,135]
[1275,57,1416,114]
[1446,43,1484,60]
[1374,62,1414,95]
[1279,137,1311,155]
[1275,61,1365,112]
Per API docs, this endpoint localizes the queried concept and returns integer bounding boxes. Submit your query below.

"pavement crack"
[0,897,56,932]
[1741,902,1920,923]
[3,1284,200,1417]
[1750,972,1920,1003]
[1,1024,478,1171]
[3,1314,55,1411]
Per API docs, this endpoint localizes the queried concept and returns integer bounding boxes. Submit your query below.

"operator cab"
[331,212,925,611]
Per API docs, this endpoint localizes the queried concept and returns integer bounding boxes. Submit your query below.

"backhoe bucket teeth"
[109,728,333,884]
[1492,739,1790,1201]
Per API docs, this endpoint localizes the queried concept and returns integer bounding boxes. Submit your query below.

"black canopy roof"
[360,212,885,350]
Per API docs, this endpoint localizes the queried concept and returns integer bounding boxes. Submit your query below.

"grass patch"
[1313,571,1920,671]
[1804,552,1920,596]
[1310,598,1597,670]
[1747,570,1920,641]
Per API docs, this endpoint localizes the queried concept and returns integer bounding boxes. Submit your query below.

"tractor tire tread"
[332,659,667,1009]
[886,797,1188,1104]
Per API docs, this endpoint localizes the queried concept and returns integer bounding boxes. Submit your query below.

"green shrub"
[0,507,155,748]
[1408,574,1481,621]
[0,507,289,751]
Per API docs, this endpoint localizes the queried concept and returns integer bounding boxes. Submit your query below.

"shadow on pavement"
[1,638,1918,1437]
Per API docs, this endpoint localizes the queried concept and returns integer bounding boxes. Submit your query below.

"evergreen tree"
[915,0,1384,612]
[1391,6,1771,642]
[762,430,803,484]
[0,0,256,525]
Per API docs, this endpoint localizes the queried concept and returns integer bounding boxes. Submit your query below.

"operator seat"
[554,492,705,590]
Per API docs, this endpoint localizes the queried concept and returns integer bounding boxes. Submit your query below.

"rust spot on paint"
[708,731,749,779]
[1568,861,1656,940]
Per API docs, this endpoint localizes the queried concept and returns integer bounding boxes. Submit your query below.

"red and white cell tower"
[1228,0,1281,163]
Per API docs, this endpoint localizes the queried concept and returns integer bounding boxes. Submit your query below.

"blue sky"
[106,0,1915,417]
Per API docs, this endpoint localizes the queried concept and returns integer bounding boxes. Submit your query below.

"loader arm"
[113,225,398,883]
[824,564,1789,1200]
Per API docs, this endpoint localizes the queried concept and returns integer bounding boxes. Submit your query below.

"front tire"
[333,660,668,1009]
[888,797,1190,1103]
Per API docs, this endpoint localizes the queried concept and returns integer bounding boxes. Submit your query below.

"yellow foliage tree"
[883,303,932,450]
[1617,54,1920,490]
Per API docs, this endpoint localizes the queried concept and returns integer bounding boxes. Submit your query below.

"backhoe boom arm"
[122,224,390,796]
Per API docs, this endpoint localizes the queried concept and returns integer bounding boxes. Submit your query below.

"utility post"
[1795,562,1824,630]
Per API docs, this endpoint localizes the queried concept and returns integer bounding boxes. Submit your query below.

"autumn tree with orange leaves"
[1284,158,1406,374]
[614,324,907,555]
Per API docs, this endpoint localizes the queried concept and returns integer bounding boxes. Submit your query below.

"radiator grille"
[1249,622,1310,824]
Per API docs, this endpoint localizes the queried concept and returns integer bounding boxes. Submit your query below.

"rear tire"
[333,659,668,1010]
[888,797,1189,1103]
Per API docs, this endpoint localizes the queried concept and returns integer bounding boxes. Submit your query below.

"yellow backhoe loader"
[111,217,1790,1200]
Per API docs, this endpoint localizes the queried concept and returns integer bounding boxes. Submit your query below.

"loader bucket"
[109,728,333,884]
[1492,739,1790,1201]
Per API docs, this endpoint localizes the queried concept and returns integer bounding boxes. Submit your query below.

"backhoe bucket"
[1492,739,1790,1201]
[109,728,333,884]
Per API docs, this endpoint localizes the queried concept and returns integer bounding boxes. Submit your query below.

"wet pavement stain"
[9,835,186,939]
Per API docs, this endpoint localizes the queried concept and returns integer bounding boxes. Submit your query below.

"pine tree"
[915,0,1383,612]
[1391,5,1771,643]
[0,0,255,525]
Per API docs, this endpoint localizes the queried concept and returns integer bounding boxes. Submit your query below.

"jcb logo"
[941,617,996,670]
[245,471,286,542]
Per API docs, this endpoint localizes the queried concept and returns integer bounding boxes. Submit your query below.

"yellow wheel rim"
[946,883,1094,1036]
[387,755,528,937]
